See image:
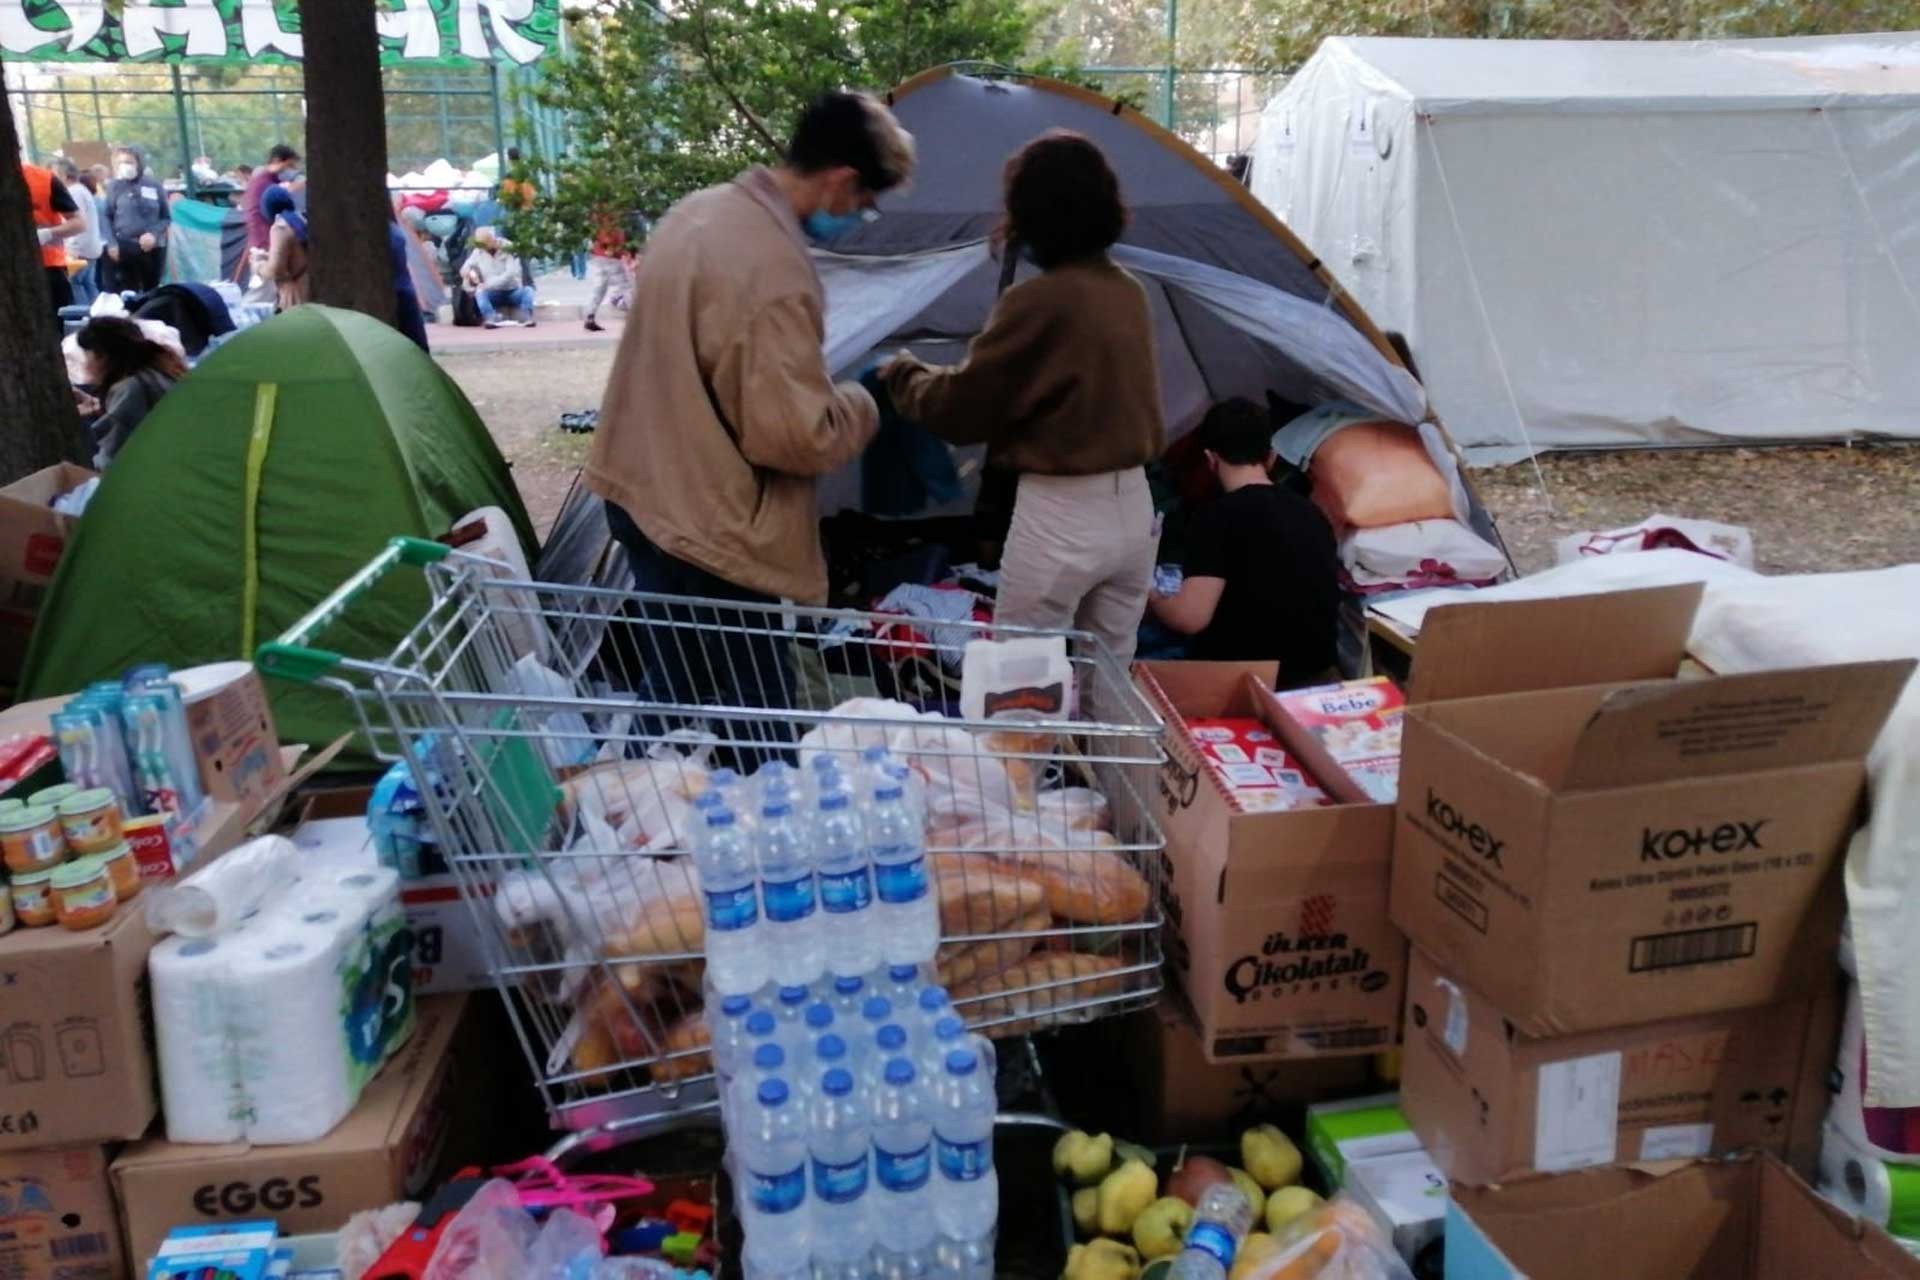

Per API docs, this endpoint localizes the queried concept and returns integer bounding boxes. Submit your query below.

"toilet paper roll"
[1821,1123,1920,1242]
[150,863,414,1145]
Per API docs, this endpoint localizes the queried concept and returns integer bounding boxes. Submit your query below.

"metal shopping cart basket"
[260,537,1168,1146]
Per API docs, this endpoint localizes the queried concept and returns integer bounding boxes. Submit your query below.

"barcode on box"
[51,1233,109,1259]
[1299,1026,1389,1050]
[1629,923,1758,973]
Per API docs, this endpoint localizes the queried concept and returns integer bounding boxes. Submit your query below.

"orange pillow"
[1310,421,1454,530]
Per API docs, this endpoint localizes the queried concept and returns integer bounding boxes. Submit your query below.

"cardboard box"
[1140,1002,1378,1144]
[111,994,470,1270]
[1400,949,1838,1184]
[0,464,93,687]
[1136,661,1406,1062]
[1445,1153,1920,1279]
[0,1144,126,1280]
[1391,590,1909,1034]
[1304,1093,1421,1188]
[182,664,286,810]
[1346,1147,1447,1267]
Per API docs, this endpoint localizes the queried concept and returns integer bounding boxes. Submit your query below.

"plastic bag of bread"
[559,753,711,852]
[949,953,1129,1037]
[1008,845,1150,924]
[795,697,927,766]
[928,852,1050,984]
[1036,786,1112,833]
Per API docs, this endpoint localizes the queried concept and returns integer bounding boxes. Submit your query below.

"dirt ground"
[442,343,1920,575]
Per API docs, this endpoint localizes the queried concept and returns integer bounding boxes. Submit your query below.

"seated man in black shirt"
[1148,398,1342,688]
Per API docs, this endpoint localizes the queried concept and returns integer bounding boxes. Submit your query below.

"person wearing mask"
[73,315,186,469]
[879,130,1164,675]
[22,160,83,311]
[587,90,914,723]
[1149,398,1342,688]
[58,159,104,309]
[243,144,300,253]
[459,228,535,328]
[102,146,169,295]
[257,184,310,311]
[389,216,430,353]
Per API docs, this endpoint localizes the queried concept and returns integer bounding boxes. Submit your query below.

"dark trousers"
[44,266,72,311]
[110,242,162,295]
[604,503,795,769]
[395,288,430,352]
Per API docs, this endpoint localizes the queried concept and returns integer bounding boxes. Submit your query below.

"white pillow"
[1341,518,1507,589]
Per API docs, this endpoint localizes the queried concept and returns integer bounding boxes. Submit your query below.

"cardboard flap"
[1408,584,1702,705]
[1563,659,1915,790]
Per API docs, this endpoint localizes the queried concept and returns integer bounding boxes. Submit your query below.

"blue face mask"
[803,208,868,243]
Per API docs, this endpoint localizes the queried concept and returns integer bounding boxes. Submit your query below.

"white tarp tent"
[814,69,1461,519]
[1249,34,1920,461]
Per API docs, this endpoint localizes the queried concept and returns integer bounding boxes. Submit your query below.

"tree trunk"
[0,57,88,482]
[299,1,396,325]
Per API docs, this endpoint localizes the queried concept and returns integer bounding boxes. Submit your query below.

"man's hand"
[138,232,156,252]
[74,390,101,416]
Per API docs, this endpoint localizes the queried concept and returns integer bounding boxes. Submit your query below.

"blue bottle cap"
[746,1011,777,1037]
[694,790,721,809]
[876,1024,908,1052]
[918,987,950,1012]
[822,1068,854,1097]
[888,965,919,983]
[876,784,904,802]
[934,1015,965,1040]
[720,995,753,1017]
[884,1058,916,1086]
[758,1078,790,1106]
[753,1044,784,1070]
[862,996,892,1023]
[805,1003,834,1029]
[704,807,735,828]
[862,745,888,762]
[711,768,739,786]
[834,976,864,996]
[779,985,810,1007]
[816,1034,847,1062]
[945,1049,979,1077]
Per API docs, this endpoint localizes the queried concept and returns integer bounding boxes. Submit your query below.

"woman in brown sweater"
[882,131,1165,683]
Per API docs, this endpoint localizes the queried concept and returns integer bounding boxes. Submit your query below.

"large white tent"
[1249,35,1920,460]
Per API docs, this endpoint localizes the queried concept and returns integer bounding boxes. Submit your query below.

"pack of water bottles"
[709,966,997,1280]
[692,753,997,1278]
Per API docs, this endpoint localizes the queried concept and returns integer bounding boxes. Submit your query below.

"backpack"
[452,285,482,328]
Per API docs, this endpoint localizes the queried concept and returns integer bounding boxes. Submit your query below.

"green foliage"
[505,0,1041,260]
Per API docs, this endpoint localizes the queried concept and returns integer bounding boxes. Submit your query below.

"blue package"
[146,1220,278,1280]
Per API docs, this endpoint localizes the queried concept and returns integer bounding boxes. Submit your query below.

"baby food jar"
[0,798,21,817]
[0,880,13,934]
[99,842,142,902]
[0,805,65,874]
[29,783,80,809]
[11,868,57,927]
[52,857,116,931]
[57,789,123,856]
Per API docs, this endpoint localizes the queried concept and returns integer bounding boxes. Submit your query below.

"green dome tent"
[23,306,536,765]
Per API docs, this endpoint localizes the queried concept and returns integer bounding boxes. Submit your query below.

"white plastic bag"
[1555,513,1755,569]
[1240,1196,1416,1280]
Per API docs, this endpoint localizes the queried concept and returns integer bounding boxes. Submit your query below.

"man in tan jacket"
[588,92,914,727]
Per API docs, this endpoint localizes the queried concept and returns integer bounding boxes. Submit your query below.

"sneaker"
[524,318,537,328]
[583,318,604,332]
[483,319,502,329]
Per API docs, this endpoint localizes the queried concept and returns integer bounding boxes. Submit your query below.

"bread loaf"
[651,1008,714,1084]
[1010,849,1151,924]
[936,907,1051,987]
[605,892,705,959]
[950,953,1130,1037]
[931,854,1047,937]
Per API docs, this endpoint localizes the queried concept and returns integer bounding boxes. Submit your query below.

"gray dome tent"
[811,68,1496,542]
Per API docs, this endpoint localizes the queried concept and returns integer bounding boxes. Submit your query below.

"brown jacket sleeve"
[882,284,1057,446]
[709,291,879,478]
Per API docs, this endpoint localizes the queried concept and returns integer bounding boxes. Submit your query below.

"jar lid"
[57,789,117,815]
[0,798,23,816]
[28,784,80,807]
[98,842,132,861]
[12,867,56,886]
[0,805,54,832]
[50,857,107,889]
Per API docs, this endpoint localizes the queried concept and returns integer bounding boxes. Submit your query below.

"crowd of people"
[587,91,1342,701]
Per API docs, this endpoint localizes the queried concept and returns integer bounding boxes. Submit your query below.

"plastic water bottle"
[858,997,894,1070]
[814,1032,850,1077]
[739,1078,812,1270]
[708,994,757,1128]
[808,1065,875,1266]
[871,1058,937,1253]
[774,984,813,1057]
[744,1009,780,1071]
[911,987,954,1057]
[693,803,766,995]
[829,975,868,1022]
[875,1023,911,1070]
[931,1233,994,1280]
[757,795,824,985]
[803,1002,837,1067]
[861,746,927,829]
[930,1048,997,1241]
[880,964,926,1010]
[868,783,938,966]
[1168,1184,1255,1280]
[814,785,880,977]
[921,1014,973,1080]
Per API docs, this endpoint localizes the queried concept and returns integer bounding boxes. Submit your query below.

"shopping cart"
[260,537,1168,1146]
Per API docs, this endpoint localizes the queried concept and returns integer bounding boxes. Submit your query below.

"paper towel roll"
[147,834,301,938]
[151,863,415,1144]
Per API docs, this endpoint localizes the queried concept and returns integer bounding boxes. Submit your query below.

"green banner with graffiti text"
[1,0,562,66]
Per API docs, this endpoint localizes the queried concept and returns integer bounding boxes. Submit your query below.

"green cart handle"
[255,536,450,683]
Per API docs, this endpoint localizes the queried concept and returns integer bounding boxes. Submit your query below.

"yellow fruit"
[1228,1233,1282,1280]
[1065,1238,1142,1280]
[1264,1185,1324,1236]
[1054,1131,1118,1185]
[1073,1187,1100,1236]
[1227,1168,1265,1220]
[1241,1124,1304,1190]
[1097,1158,1159,1235]
[1132,1197,1195,1260]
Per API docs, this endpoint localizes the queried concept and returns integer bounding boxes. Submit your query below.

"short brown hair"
[1000,130,1127,270]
